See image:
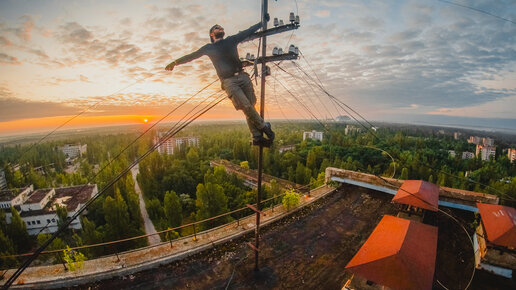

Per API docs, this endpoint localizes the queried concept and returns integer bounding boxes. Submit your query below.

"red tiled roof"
[345,215,438,290]
[476,203,516,248]
[392,180,439,211]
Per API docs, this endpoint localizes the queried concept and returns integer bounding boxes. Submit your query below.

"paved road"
[131,164,161,245]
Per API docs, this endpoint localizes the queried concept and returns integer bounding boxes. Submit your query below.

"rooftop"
[477,203,516,248]
[19,185,96,217]
[0,186,31,202]
[54,184,96,211]
[25,188,53,204]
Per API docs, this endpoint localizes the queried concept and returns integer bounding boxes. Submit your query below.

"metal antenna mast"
[248,0,300,271]
[253,0,268,271]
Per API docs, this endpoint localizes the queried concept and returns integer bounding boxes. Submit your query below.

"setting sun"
[144,118,148,123]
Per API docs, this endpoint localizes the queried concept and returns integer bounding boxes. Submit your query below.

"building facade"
[59,144,87,158]
[476,144,496,161]
[154,133,199,155]
[303,130,323,141]
[508,148,516,163]
[462,151,475,160]
[2,184,97,235]
[0,168,6,190]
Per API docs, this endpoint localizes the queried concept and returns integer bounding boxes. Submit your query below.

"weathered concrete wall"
[325,167,499,207]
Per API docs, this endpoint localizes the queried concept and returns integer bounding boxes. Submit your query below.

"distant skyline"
[0,0,515,136]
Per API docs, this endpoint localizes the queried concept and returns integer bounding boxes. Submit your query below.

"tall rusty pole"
[254,0,268,271]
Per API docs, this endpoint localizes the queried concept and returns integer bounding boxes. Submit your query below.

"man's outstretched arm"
[165,47,206,71]
[232,21,264,43]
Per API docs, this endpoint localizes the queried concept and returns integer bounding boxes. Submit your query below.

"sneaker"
[262,122,275,141]
[252,136,272,147]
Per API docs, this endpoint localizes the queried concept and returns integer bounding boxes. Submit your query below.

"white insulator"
[273,47,279,55]
[278,48,283,55]
[289,12,295,23]
[246,53,251,60]
[279,19,284,26]
[295,46,299,55]
[289,44,296,54]
[250,54,255,60]
[295,15,300,25]
[273,17,279,27]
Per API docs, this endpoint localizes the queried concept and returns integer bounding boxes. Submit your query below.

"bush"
[282,190,300,211]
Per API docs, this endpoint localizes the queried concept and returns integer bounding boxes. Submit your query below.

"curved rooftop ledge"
[2,185,335,289]
[325,167,499,211]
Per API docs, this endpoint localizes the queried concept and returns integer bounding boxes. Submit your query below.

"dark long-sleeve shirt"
[173,22,261,80]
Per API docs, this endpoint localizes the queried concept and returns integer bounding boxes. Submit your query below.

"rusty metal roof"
[477,203,516,248]
[345,215,438,290]
[392,180,439,211]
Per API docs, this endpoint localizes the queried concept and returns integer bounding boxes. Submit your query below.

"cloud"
[16,15,35,41]
[0,95,79,122]
[0,53,21,65]
[315,10,331,18]
[0,36,12,46]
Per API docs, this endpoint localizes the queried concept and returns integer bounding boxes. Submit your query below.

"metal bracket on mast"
[241,52,299,67]
[244,23,299,42]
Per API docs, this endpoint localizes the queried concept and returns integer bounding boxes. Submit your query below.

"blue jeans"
[222,73,265,137]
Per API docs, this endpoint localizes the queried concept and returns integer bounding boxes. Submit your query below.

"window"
[47,219,50,223]
[37,220,41,224]
[26,221,30,225]
[31,221,35,225]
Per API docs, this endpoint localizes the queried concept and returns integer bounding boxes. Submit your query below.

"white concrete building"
[344,125,363,135]
[448,150,456,158]
[468,136,481,144]
[508,148,516,163]
[154,133,199,155]
[303,130,323,141]
[476,144,496,161]
[462,152,475,160]
[2,184,97,235]
[0,168,6,190]
[482,137,494,146]
[0,185,34,209]
[59,144,87,158]
[279,145,296,153]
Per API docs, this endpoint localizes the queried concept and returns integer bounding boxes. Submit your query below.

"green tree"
[56,204,68,228]
[282,190,300,211]
[164,191,182,228]
[240,161,249,170]
[8,207,30,252]
[400,167,409,180]
[103,190,130,241]
[80,217,102,257]
[195,182,229,229]
[63,246,86,271]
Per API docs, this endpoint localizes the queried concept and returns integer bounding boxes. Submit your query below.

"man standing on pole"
[165,17,275,146]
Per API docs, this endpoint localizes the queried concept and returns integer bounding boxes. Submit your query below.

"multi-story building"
[344,125,363,135]
[303,130,324,141]
[154,133,199,155]
[1,184,97,235]
[279,145,296,153]
[0,185,34,209]
[453,132,462,140]
[468,136,482,144]
[448,150,456,158]
[462,152,475,160]
[59,144,87,158]
[482,137,494,146]
[0,168,7,190]
[476,144,496,161]
[508,148,516,163]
